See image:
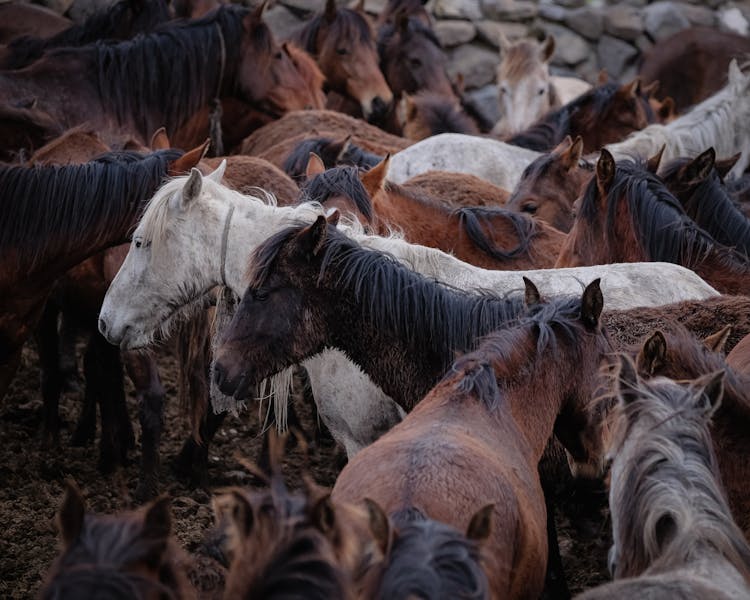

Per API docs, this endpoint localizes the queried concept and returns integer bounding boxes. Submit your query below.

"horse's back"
[0,4,71,43]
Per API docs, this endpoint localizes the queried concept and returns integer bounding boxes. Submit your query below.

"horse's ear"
[645,145,665,174]
[324,0,337,22]
[354,0,365,12]
[363,497,392,556]
[309,493,336,534]
[150,126,170,151]
[58,480,85,547]
[181,168,203,208]
[325,207,341,226]
[559,136,583,171]
[142,495,172,542]
[299,215,329,256]
[597,69,609,85]
[657,97,676,122]
[616,354,640,407]
[621,77,641,99]
[692,370,725,417]
[636,330,666,376]
[305,152,326,180]
[466,503,494,545]
[728,59,743,87]
[333,134,352,164]
[596,149,616,193]
[168,138,210,175]
[641,80,659,98]
[522,276,542,308]
[704,325,732,354]
[248,0,269,25]
[580,278,603,329]
[715,152,742,180]
[682,148,715,184]
[541,36,555,63]
[206,159,227,183]
[360,154,391,198]
[397,9,410,34]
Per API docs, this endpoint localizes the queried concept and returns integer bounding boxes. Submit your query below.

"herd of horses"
[4,0,750,598]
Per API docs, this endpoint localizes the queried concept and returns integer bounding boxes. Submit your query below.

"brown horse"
[40,481,193,599]
[333,280,609,599]
[634,326,750,539]
[0,0,170,70]
[578,357,750,599]
[403,170,509,208]
[302,157,564,269]
[294,0,393,122]
[201,156,299,205]
[279,135,384,183]
[505,136,590,232]
[505,79,657,153]
[398,91,479,140]
[0,5,320,152]
[556,150,750,295]
[728,333,750,376]
[639,26,750,113]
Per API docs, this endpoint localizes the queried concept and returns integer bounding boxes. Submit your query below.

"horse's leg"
[58,311,81,393]
[34,301,63,447]
[173,408,226,488]
[123,350,165,502]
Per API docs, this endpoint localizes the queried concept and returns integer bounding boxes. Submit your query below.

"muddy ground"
[0,337,610,598]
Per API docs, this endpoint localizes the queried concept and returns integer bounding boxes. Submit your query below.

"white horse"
[386,133,541,190]
[99,165,718,457]
[606,59,750,178]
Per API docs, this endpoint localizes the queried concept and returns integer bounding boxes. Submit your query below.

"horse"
[606,60,750,178]
[293,0,393,123]
[99,167,719,461]
[331,279,610,599]
[728,333,750,376]
[40,481,193,599]
[397,91,479,140]
[280,135,383,183]
[576,356,750,599]
[387,133,541,190]
[0,0,170,70]
[505,79,657,153]
[402,170,509,208]
[0,3,70,43]
[556,150,750,295]
[505,135,590,232]
[634,326,750,539]
[0,4,321,153]
[301,157,564,269]
[659,148,750,257]
[639,27,750,113]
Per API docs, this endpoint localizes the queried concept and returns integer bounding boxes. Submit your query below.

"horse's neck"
[374,184,457,240]
[692,247,750,295]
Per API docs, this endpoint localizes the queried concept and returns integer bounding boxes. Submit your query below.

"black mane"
[455,206,540,260]
[283,137,382,183]
[300,165,374,221]
[3,0,170,69]
[0,149,181,271]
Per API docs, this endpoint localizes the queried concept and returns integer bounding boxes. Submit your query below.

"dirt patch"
[0,339,610,597]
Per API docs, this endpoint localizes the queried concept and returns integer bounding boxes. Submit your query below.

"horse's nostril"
[213,362,227,388]
[98,318,107,336]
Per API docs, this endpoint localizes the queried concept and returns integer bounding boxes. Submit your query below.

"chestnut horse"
[294,0,393,122]
[639,26,750,112]
[0,5,320,151]
[578,357,750,599]
[40,482,193,599]
[505,80,657,153]
[634,327,750,539]
[301,158,564,269]
[505,136,590,232]
[333,280,609,599]
[556,150,750,295]
[0,0,170,69]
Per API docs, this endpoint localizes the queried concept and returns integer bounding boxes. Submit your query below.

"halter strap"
[220,204,235,288]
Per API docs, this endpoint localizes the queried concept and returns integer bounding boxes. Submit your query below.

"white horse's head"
[494,36,556,137]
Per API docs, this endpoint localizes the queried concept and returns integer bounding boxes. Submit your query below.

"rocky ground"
[0,336,610,598]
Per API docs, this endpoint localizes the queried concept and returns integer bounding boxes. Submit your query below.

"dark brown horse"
[280,135,383,183]
[556,150,750,295]
[505,80,657,153]
[40,482,193,599]
[0,3,70,43]
[0,5,321,152]
[294,0,393,122]
[639,27,750,112]
[505,135,591,232]
[333,280,609,599]
[398,91,479,140]
[0,0,170,69]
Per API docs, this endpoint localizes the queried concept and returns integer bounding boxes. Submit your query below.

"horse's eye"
[521,203,537,215]
[409,57,422,69]
[499,85,509,96]
[336,47,348,56]
[537,88,546,96]
[253,290,269,302]
[135,240,142,249]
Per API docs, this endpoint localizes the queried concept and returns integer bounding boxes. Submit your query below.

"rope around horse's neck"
[210,22,227,156]
[220,203,234,288]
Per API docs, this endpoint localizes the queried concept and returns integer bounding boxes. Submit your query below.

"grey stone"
[492,0,538,21]
[618,0,647,6]
[475,21,529,47]
[682,4,715,27]
[465,84,500,127]
[574,54,600,84]
[565,7,604,40]
[433,0,483,20]
[538,4,568,23]
[265,5,304,41]
[719,7,749,36]
[642,2,691,42]
[554,0,585,8]
[358,0,387,14]
[279,0,325,15]
[447,43,501,89]
[542,22,590,67]
[597,34,638,80]
[435,20,477,47]
[604,5,642,41]
[480,0,517,20]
